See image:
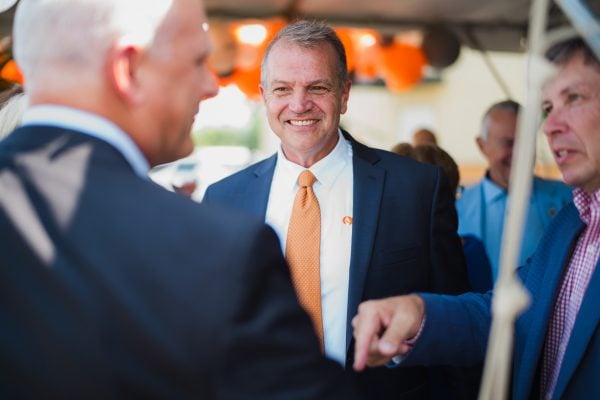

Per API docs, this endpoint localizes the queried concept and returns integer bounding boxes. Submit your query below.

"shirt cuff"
[387,314,426,367]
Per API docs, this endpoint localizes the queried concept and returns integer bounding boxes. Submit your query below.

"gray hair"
[260,20,349,89]
[13,0,173,91]
[479,100,521,140]
[545,37,600,70]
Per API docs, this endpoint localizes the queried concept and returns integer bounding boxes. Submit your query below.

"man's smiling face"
[260,39,351,167]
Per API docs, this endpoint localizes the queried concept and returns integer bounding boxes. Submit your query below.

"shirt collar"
[573,187,600,225]
[276,129,351,191]
[21,105,150,179]
[482,172,507,202]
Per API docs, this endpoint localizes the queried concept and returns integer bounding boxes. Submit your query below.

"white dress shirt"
[265,130,353,365]
[21,105,150,178]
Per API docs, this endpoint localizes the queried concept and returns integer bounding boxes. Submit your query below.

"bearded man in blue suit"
[204,20,470,399]
[353,37,600,400]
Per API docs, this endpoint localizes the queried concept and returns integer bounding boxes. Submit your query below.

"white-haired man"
[0,1,360,398]
[457,100,572,281]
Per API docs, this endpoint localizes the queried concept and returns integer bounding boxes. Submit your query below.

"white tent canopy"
[0,0,576,52]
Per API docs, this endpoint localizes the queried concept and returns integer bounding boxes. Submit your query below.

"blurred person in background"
[411,127,438,146]
[457,100,571,281]
[0,1,360,398]
[389,141,414,157]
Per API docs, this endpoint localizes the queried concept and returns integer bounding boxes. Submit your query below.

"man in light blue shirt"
[457,100,572,280]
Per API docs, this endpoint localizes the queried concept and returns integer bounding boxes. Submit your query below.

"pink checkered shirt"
[541,188,600,399]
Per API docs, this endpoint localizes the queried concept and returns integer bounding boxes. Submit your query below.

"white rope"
[477,0,550,397]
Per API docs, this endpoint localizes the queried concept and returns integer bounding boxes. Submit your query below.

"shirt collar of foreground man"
[352,37,600,400]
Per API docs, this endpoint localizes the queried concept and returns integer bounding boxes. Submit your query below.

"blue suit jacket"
[457,176,572,278]
[204,131,470,399]
[0,126,360,399]
[406,202,600,399]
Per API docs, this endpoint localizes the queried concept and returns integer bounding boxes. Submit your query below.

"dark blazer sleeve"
[213,224,361,400]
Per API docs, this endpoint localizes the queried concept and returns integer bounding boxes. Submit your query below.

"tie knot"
[298,170,316,188]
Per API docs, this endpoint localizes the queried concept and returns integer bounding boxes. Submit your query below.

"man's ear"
[106,42,144,105]
[476,137,486,155]
[340,79,352,115]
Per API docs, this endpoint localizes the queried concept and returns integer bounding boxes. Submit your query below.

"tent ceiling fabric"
[203,0,570,52]
[0,0,574,53]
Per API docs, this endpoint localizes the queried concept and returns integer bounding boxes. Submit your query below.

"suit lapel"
[553,254,600,398]
[513,207,584,399]
[238,155,276,219]
[530,178,554,226]
[344,135,385,352]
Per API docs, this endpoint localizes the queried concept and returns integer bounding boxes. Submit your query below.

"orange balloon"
[378,42,425,92]
[255,19,285,68]
[334,27,355,73]
[0,59,24,84]
[233,19,286,72]
[353,29,381,80]
[263,19,286,46]
[233,66,261,100]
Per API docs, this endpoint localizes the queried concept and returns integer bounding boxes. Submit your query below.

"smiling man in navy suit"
[204,20,470,399]
[0,1,362,399]
[353,37,600,400]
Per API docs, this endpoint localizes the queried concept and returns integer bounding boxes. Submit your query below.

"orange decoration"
[233,66,261,100]
[334,28,355,73]
[0,59,24,84]
[264,20,286,46]
[353,29,380,80]
[228,19,285,98]
[233,19,285,73]
[208,20,238,77]
[378,42,425,92]
[235,41,262,71]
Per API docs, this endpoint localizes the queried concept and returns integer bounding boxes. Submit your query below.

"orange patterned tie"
[286,170,323,348]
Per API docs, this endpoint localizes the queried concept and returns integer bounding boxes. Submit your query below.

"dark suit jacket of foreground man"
[0,126,360,400]
[204,131,470,399]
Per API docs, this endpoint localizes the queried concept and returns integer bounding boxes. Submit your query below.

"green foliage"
[192,109,262,149]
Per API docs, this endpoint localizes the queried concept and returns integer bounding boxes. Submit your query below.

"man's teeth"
[290,120,317,126]
[558,150,568,158]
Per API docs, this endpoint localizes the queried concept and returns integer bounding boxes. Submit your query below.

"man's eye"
[541,107,551,119]
[541,102,552,119]
[273,87,289,94]
[566,92,581,103]
[310,86,328,93]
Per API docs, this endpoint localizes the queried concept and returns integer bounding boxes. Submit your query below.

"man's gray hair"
[260,20,349,89]
[545,37,600,70]
[479,100,521,140]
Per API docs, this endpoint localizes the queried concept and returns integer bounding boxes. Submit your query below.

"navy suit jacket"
[0,126,360,400]
[407,202,600,399]
[204,131,470,399]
